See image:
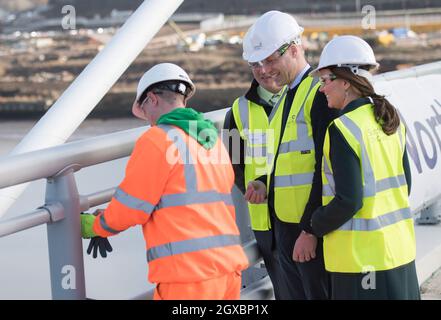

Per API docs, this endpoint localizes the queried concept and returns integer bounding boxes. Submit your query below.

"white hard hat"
[135,63,195,101]
[309,35,379,78]
[242,11,304,63]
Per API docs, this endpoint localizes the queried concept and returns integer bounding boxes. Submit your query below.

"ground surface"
[1,24,441,118]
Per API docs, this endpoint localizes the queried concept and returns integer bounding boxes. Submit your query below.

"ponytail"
[330,67,400,135]
[371,94,400,135]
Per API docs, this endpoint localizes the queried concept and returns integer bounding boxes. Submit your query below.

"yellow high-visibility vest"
[232,90,286,230]
[267,76,320,223]
[322,103,416,273]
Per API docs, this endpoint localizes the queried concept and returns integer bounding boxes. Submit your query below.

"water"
[0,118,154,299]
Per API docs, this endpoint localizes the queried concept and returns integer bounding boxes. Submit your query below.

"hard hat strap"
[291,36,302,45]
[338,64,372,81]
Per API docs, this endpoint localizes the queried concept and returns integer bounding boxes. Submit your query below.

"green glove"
[81,213,98,239]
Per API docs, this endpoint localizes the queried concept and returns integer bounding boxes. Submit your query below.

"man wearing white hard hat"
[223,47,289,299]
[242,11,337,299]
[309,35,419,299]
[81,63,249,300]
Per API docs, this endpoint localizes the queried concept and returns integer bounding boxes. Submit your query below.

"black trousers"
[253,229,290,300]
[273,217,330,300]
[330,260,420,300]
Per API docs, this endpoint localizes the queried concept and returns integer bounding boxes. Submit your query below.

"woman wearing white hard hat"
[309,35,420,299]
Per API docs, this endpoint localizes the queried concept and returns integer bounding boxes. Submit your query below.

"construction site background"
[0,2,440,118]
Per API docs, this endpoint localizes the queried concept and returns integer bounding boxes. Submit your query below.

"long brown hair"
[330,66,400,135]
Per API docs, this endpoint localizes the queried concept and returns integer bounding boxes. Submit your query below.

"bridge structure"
[1,0,441,299]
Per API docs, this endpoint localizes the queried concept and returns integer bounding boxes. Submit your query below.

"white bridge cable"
[0,0,184,218]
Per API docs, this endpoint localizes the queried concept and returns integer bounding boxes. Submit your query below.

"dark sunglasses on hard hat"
[248,42,293,69]
[153,81,191,96]
[138,80,192,104]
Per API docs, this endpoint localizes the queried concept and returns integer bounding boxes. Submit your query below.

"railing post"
[231,185,269,289]
[417,200,441,225]
[45,167,86,300]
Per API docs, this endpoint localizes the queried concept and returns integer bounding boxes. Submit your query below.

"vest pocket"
[274,185,312,223]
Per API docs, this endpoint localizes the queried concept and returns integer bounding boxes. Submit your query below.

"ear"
[131,101,148,120]
[148,91,159,105]
[289,44,297,57]
[341,79,351,91]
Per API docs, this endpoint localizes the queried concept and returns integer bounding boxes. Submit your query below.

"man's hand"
[292,231,317,263]
[93,209,104,216]
[81,211,113,258]
[244,180,267,204]
[87,237,113,259]
[81,213,97,239]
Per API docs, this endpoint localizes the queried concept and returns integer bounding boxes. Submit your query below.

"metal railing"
[0,116,266,300]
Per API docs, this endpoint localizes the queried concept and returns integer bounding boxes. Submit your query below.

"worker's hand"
[87,237,113,259]
[80,213,97,239]
[292,231,317,263]
[244,180,267,204]
[93,209,104,216]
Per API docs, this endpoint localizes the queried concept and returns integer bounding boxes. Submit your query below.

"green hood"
[157,108,218,149]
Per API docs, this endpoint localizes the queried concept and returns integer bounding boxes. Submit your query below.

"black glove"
[87,236,113,258]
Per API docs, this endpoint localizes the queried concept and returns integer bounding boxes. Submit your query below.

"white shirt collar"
[289,64,311,89]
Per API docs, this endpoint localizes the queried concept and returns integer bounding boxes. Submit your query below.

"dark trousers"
[273,217,329,300]
[330,260,420,300]
[253,229,289,300]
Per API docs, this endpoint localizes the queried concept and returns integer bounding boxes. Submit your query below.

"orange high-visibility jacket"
[93,124,249,283]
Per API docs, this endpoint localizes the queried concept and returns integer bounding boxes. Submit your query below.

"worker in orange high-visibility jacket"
[80,63,249,300]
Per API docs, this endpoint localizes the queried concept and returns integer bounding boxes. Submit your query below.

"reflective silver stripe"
[268,86,288,123]
[113,187,155,215]
[156,125,234,210]
[267,153,274,167]
[337,207,412,231]
[376,175,407,193]
[398,123,404,152]
[322,184,335,197]
[295,78,318,149]
[278,78,318,155]
[158,124,197,191]
[279,139,314,154]
[99,214,119,234]
[246,146,267,158]
[323,175,406,198]
[266,86,288,170]
[339,115,376,197]
[323,156,336,196]
[147,234,241,262]
[274,172,314,187]
[157,191,233,209]
[238,96,249,130]
[246,132,267,144]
